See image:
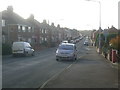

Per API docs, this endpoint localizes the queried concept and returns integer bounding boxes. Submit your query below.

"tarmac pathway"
[42,46,118,88]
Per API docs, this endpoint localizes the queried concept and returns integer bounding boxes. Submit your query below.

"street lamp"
[85,0,102,53]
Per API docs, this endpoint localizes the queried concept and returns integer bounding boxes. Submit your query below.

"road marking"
[39,56,85,89]
[39,62,74,89]
[66,64,73,69]
[85,47,90,51]
[39,44,85,89]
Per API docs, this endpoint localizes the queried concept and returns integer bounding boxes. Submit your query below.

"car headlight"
[56,50,59,55]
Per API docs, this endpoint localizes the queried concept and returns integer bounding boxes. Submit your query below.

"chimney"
[7,6,13,12]
[29,14,34,20]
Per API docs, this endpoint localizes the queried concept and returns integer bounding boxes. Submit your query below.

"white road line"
[39,45,85,89]
[39,63,73,89]
[39,56,85,89]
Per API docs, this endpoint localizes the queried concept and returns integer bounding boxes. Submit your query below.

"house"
[26,14,42,48]
[39,20,52,47]
[58,27,66,42]
[107,26,118,34]
[91,30,96,41]
[2,6,34,45]
[50,23,59,44]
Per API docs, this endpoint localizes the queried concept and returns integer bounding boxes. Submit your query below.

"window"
[18,25,21,32]
[42,29,44,33]
[25,27,28,30]
[40,28,41,32]
[2,20,5,27]
[28,27,31,30]
[20,26,22,29]
[28,27,31,32]
[45,30,47,33]
[42,37,44,41]
[25,27,28,32]
[45,38,47,41]
[22,26,25,32]
[59,45,74,50]
[31,27,34,32]
[39,37,42,44]
[18,25,21,29]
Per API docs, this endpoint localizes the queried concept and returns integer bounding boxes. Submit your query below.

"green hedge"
[95,33,118,47]
[50,42,56,47]
[95,33,105,47]
[2,43,12,55]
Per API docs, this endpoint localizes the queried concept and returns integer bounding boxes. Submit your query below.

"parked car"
[76,38,80,43]
[12,41,35,56]
[56,43,77,61]
[70,40,74,43]
[61,40,68,43]
[84,40,89,46]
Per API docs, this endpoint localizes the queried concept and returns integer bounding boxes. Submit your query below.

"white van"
[12,42,35,56]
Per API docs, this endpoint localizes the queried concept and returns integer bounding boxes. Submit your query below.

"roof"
[2,10,31,26]
[108,26,118,33]
[26,16,41,28]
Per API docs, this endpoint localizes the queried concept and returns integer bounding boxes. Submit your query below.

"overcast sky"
[0,0,119,30]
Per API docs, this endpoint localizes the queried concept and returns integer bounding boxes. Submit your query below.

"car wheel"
[74,56,77,61]
[75,57,77,60]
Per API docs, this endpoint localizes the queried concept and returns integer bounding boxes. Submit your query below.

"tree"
[109,35,120,50]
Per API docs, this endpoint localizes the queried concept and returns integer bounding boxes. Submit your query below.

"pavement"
[40,46,119,88]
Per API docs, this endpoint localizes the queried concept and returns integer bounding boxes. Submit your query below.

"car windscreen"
[59,45,74,50]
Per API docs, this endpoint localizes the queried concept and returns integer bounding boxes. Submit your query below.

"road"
[2,38,84,88]
[2,38,118,88]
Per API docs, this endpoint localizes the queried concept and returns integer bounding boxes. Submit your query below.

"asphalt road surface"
[2,38,84,88]
[2,39,118,88]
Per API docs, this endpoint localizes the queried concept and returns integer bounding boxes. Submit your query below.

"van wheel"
[32,51,35,56]
[24,51,27,56]
[56,58,59,61]
[12,54,16,57]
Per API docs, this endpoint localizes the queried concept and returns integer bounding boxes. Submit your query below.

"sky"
[0,0,119,30]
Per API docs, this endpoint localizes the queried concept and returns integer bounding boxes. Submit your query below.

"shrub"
[109,35,120,50]
[50,42,56,47]
[2,43,12,55]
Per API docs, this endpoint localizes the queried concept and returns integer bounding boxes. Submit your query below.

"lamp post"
[86,0,102,53]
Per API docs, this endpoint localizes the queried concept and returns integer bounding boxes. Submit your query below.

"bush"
[2,43,12,55]
[95,33,105,48]
[41,41,48,46]
[50,42,56,47]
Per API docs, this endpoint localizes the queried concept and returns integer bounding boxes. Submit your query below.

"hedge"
[2,43,12,55]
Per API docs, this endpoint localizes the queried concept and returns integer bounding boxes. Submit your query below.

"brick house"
[50,23,59,44]
[2,6,34,45]
[26,14,42,49]
[57,24,66,43]
[107,26,118,34]
[39,20,52,47]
